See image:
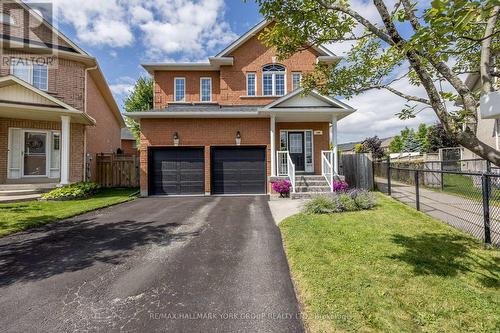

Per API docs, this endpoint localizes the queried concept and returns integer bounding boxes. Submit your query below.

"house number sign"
[313,130,323,135]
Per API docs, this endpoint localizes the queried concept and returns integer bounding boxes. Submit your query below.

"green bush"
[351,190,377,209]
[338,193,359,211]
[303,191,377,214]
[41,182,101,200]
[303,195,343,214]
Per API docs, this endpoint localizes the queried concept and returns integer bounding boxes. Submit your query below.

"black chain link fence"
[374,158,499,247]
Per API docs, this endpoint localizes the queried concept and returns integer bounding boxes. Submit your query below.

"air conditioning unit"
[480,91,500,119]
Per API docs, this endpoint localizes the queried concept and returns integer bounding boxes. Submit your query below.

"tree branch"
[356,84,431,105]
[315,0,395,46]
[481,5,500,94]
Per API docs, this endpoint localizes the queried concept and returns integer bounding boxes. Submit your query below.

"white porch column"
[331,116,338,175]
[60,115,71,185]
[270,114,276,176]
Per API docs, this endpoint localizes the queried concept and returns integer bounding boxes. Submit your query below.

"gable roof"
[262,88,355,110]
[142,20,341,73]
[0,75,95,124]
[11,0,87,56]
[214,20,336,58]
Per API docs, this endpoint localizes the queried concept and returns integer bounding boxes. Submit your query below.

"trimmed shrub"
[41,182,101,201]
[302,190,377,214]
[303,195,343,214]
[338,193,359,211]
[350,189,377,209]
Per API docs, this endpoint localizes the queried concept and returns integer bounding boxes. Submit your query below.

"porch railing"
[322,150,334,192]
[277,151,296,193]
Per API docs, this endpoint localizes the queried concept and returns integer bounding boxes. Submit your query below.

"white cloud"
[47,0,237,60]
[109,76,135,103]
[336,73,459,143]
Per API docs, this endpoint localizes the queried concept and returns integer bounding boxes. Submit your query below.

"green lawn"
[0,188,138,237]
[280,194,500,333]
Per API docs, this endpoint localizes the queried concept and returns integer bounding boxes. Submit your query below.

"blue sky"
[30,0,440,143]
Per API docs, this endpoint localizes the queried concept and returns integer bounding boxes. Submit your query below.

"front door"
[288,132,305,171]
[23,131,47,177]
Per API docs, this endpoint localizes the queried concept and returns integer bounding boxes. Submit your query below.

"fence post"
[481,174,492,245]
[386,156,391,195]
[414,170,420,211]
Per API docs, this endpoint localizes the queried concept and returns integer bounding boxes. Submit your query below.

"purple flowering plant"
[272,179,292,197]
[332,180,349,192]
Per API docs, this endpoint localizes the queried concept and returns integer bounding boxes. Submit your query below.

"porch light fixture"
[173,132,179,146]
[236,131,241,146]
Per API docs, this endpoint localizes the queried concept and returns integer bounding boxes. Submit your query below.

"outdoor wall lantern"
[173,132,179,146]
[236,131,241,146]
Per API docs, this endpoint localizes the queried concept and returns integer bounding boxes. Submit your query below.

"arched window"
[262,64,286,96]
[0,14,16,26]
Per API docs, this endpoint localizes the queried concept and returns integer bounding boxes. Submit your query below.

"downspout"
[83,65,98,182]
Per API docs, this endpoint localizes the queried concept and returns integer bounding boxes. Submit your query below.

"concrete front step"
[292,192,333,199]
[296,175,327,181]
[295,186,331,193]
[0,183,58,191]
[296,180,329,186]
[0,189,42,196]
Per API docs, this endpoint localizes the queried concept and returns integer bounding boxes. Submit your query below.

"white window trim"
[262,66,287,97]
[246,72,257,96]
[174,77,186,102]
[292,72,302,90]
[10,58,49,91]
[200,77,212,102]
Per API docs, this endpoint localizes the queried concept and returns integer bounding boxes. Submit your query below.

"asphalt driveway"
[0,196,303,333]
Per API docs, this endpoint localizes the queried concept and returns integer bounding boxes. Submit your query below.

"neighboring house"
[461,73,499,160]
[380,137,394,153]
[126,20,356,196]
[338,141,360,153]
[0,0,124,186]
[121,127,138,156]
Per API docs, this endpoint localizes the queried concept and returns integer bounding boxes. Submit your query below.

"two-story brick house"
[0,0,125,187]
[126,20,355,196]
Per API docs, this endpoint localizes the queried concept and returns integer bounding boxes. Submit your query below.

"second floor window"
[10,59,48,91]
[200,77,212,102]
[247,73,256,96]
[292,72,302,90]
[262,64,286,96]
[174,77,185,102]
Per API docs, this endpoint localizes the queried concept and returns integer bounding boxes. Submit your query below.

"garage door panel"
[211,147,266,195]
[150,148,204,195]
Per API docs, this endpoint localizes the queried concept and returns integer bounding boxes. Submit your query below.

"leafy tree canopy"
[123,77,154,147]
[254,0,500,164]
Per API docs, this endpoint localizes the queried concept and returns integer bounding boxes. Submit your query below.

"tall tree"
[388,135,403,153]
[123,77,154,148]
[254,0,500,165]
[402,131,421,152]
[427,122,459,152]
[357,136,385,158]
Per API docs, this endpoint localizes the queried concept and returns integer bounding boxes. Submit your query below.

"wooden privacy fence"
[340,153,374,190]
[95,154,139,188]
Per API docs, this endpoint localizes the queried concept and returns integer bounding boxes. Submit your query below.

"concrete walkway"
[268,197,306,225]
[376,177,500,246]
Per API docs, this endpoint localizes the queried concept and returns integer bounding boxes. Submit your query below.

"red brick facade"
[0,3,123,184]
[153,34,319,108]
[140,118,272,193]
[140,24,334,195]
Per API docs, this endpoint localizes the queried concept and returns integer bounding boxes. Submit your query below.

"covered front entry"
[149,147,205,196]
[280,130,314,173]
[8,129,61,179]
[211,147,267,195]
